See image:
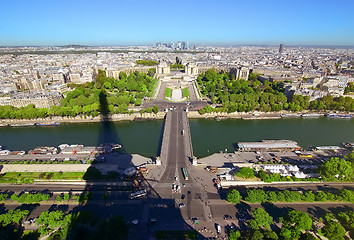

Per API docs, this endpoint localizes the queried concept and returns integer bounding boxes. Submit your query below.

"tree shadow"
[261,202,293,220]
[48,204,69,212]
[307,206,329,218]
[156,114,166,157]
[15,204,40,217]
[235,202,252,219]
[328,205,354,215]
[0,204,7,214]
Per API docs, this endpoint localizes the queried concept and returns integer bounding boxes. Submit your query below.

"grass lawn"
[0,172,86,183]
[182,87,190,98]
[164,87,172,98]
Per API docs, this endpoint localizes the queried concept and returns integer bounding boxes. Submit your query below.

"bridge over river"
[152,107,214,222]
[159,108,194,183]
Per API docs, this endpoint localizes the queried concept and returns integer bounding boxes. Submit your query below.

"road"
[159,109,188,183]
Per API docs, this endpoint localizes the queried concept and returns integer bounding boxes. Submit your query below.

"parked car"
[216,224,221,233]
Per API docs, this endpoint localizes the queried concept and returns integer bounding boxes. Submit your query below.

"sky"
[1,0,354,47]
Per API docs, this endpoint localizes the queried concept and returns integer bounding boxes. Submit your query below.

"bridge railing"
[159,111,172,164]
[182,111,194,162]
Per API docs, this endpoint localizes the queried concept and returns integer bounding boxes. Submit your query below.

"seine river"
[0,118,353,158]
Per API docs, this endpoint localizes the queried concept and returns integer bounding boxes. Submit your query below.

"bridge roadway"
[153,108,214,222]
[159,108,189,183]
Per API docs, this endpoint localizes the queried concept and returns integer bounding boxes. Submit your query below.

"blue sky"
[1,0,353,46]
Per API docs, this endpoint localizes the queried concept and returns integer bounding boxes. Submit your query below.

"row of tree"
[229,208,353,240]
[10,193,50,203]
[135,60,158,66]
[197,69,354,114]
[226,188,354,204]
[0,209,129,240]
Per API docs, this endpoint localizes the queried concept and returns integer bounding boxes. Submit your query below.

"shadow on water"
[156,114,166,158]
[65,90,135,240]
[64,92,199,239]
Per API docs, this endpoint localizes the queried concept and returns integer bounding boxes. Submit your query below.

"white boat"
[281,113,301,118]
[10,123,35,127]
[301,113,323,118]
[326,114,352,119]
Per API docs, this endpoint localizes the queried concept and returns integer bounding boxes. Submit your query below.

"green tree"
[251,230,264,240]
[229,229,241,240]
[226,189,242,204]
[319,157,353,181]
[63,193,70,201]
[322,217,346,240]
[281,210,313,240]
[339,189,354,202]
[248,208,273,230]
[37,210,72,238]
[0,209,29,226]
[263,230,278,240]
[152,105,159,114]
[315,191,328,201]
[337,211,354,231]
[56,195,63,202]
[238,167,255,179]
[245,189,268,203]
[286,210,312,231]
[302,191,315,202]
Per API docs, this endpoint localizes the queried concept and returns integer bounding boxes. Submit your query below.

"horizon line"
[1,43,354,49]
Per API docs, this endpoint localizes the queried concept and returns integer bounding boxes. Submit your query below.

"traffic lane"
[142,100,208,112]
[159,111,178,182]
[0,184,132,193]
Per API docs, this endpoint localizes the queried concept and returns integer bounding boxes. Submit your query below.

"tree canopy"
[0,70,157,119]
[197,69,354,114]
[226,189,242,204]
[248,208,273,230]
[319,157,353,181]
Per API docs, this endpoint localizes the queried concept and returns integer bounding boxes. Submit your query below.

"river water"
[0,118,353,158]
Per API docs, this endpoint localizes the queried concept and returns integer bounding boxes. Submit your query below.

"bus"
[130,189,147,199]
[182,168,189,180]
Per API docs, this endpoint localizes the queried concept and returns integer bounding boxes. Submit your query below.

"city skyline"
[1,0,354,47]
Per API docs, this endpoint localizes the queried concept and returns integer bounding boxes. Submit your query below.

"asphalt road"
[159,109,189,183]
[142,100,208,112]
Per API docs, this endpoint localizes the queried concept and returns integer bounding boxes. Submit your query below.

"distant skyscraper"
[177,41,182,49]
[181,42,186,49]
[279,44,285,54]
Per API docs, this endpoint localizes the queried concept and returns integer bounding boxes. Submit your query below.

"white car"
[132,219,139,225]
[179,203,185,208]
[216,224,221,233]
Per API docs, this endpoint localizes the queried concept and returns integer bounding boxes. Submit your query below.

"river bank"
[0,112,166,125]
[0,110,352,125]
